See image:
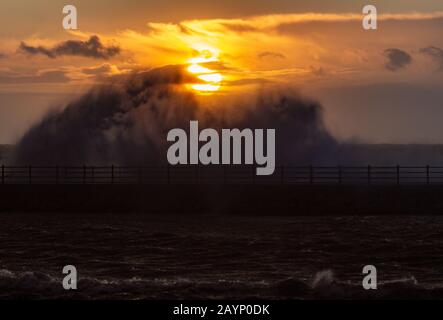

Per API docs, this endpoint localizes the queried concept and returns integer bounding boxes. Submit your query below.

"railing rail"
[2,165,443,185]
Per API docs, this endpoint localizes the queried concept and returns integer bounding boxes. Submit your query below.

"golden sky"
[1,1,443,143]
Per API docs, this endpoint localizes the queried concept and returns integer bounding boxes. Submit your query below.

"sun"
[186,46,223,93]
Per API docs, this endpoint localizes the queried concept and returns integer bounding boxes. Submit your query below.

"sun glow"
[198,73,222,83]
[186,46,223,93]
[191,84,220,92]
[188,64,212,74]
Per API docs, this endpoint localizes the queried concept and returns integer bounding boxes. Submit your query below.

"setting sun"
[186,47,223,93]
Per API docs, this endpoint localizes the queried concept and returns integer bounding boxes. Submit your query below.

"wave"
[275,269,443,300]
[0,268,442,299]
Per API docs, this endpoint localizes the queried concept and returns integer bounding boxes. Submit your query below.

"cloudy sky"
[1,0,443,144]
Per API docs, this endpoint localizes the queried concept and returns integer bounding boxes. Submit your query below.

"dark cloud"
[420,46,443,71]
[0,70,70,84]
[258,51,286,60]
[19,36,120,60]
[383,48,412,71]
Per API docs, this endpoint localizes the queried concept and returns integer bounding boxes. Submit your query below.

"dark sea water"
[0,213,443,299]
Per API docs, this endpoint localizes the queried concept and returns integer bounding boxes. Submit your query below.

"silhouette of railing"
[1,165,443,185]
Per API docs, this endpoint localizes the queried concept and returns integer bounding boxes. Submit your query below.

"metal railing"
[1,165,443,185]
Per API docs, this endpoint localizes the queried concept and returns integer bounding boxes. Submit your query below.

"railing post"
[29,165,32,185]
[111,165,114,184]
[338,166,342,185]
[1,165,4,185]
[397,165,400,185]
[309,165,313,185]
[83,165,86,184]
[426,165,430,185]
[367,165,371,185]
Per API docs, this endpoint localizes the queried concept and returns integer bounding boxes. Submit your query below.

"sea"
[0,213,443,299]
